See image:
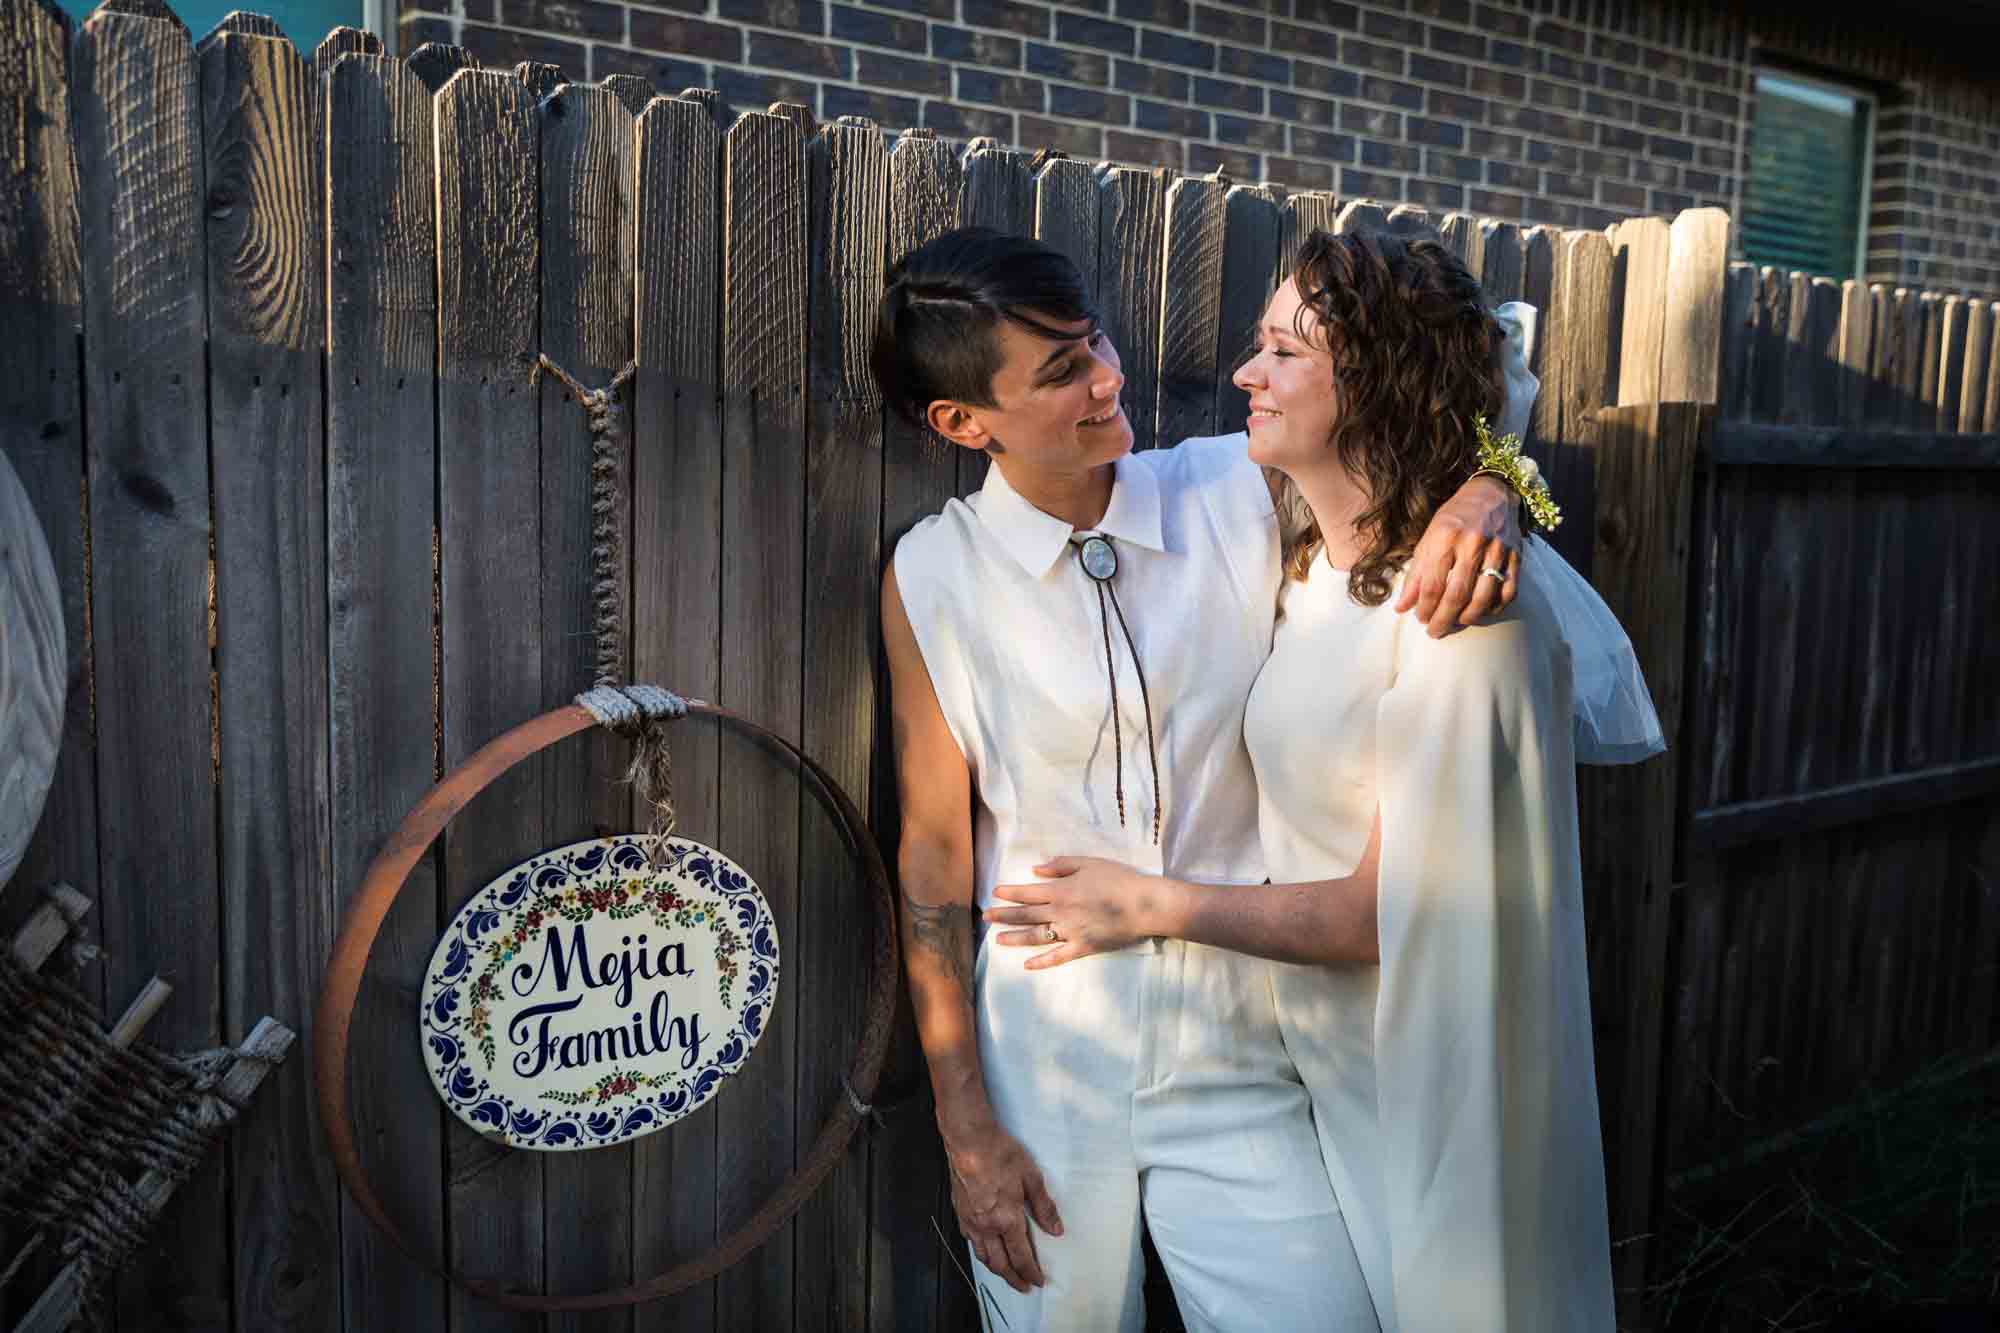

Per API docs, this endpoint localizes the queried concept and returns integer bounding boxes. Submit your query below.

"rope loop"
[574,684,689,864]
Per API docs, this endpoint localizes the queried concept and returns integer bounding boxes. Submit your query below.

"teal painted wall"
[58,0,364,52]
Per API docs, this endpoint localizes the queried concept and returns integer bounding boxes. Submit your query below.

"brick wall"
[392,0,2000,297]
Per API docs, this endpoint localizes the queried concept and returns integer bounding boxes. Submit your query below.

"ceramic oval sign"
[421,835,778,1151]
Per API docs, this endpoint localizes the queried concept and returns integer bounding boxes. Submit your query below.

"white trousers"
[971,935,1380,1333]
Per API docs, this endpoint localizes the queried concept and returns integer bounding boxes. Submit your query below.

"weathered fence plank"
[200,29,336,1333]
[0,0,96,969]
[958,139,1032,496]
[434,66,544,1332]
[1546,228,1614,577]
[1213,183,1277,433]
[1519,225,1556,436]
[796,114,887,1333]
[715,108,808,1333]
[1384,202,1436,243]
[72,12,230,1325]
[1155,171,1227,448]
[1333,197,1387,237]
[408,39,476,92]
[1477,218,1521,305]
[1033,154,1097,302]
[1439,211,1476,268]
[1277,188,1335,268]
[1609,215,1669,406]
[1098,165,1167,451]
[1958,298,1992,434]
[1660,208,1729,404]
[537,79,638,1332]
[1716,263,1756,422]
[1984,303,2000,436]
[1917,291,1944,432]
[1936,294,1970,434]
[630,90,725,1332]
[309,23,376,81]
[324,49,447,1333]
[874,126,964,1333]
[1585,402,1701,1320]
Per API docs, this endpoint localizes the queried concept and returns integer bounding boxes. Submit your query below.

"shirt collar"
[976,452,1168,580]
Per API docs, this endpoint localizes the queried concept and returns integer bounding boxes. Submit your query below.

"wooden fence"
[1657,271,2000,1182]
[3,2,1991,1330]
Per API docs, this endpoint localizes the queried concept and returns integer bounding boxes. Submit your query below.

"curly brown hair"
[1270,229,1505,603]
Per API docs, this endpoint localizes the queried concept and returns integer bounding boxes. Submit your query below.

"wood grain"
[1212,183,1277,434]
[433,66,544,1333]
[714,108,807,1333]
[1476,218,1521,304]
[1155,171,1226,448]
[1097,165,1167,451]
[0,0,94,963]
[1659,207,1729,404]
[875,124,962,1333]
[73,12,229,1326]
[630,90,725,1333]
[537,79,637,1332]
[797,114,887,1333]
[200,30,337,1333]
[1585,402,1701,1319]
[1608,215,1669,406]
[324,49,448,1333]
[1032,153,1096,302]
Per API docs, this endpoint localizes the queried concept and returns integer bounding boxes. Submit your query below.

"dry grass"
[1647,1050,2000,1331]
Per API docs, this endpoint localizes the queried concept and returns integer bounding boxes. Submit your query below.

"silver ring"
[1479,567,1506,584]
[1042,924,1060,944]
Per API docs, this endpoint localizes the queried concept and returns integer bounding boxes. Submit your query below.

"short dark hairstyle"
[871,227,1100,429]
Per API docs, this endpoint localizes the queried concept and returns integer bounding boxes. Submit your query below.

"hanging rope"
[530,354,639,691]
[531,356,687,866]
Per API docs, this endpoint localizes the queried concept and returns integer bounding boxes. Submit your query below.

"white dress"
[1245,551,1618,1333]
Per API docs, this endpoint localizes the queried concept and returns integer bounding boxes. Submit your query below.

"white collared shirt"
[893,435,1279,909]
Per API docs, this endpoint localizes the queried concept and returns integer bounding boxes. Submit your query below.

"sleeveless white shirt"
[892,435,1279,909]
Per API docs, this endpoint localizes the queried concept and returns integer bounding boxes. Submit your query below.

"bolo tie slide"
[1073,534,1161,846]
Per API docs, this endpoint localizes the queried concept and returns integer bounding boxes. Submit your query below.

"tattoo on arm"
[904,895,976,989]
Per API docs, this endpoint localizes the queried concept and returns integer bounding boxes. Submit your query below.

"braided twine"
[0,955,263,1319]
[532,355,682,861]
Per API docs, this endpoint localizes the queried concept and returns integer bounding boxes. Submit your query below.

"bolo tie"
[1072,533,1161,846]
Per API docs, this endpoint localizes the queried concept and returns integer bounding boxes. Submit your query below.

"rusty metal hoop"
[312,696,898,1311]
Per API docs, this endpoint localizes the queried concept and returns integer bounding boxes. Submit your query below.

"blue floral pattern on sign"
[419,834,780,1152]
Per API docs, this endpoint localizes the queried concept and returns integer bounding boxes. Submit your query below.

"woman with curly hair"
[987,229,1663,1329]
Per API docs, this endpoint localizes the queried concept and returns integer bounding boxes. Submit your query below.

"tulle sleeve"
[1523,534,1667,765]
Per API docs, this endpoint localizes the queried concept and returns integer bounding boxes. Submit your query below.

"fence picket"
[1385,201,1437,243]
[1213,183,1278,433]
[1156,171,1227,447]
[1548,228,1613,577]
[0,0,96,972]
[1936,295,1969,434]
[408,39,476,91]
[536,79,638,1331]
[1660,208,1730,404]
[715,108,808,1333]
[1441,211,1481,274]
[434,66,544,1330]
[1033,154,1098,301]
[1609,216,1669,405]
[1983,304,2000,435]
[1916,292,1944,432]
[1334,197,1388,236]
[310,24,377,81]
[630,90,726,1330]
[1098,165,1167,451]
[1277,189,1335,268]
[958,140,1032,495]
[72,9,227,1323]
[325,49,447,1333]
[200,30,335,1333]
[1477,218,1522,304]
[796,115,887,1333]
[872,127,965,1332]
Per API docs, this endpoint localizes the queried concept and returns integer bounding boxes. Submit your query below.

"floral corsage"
[1471,413,1561,533]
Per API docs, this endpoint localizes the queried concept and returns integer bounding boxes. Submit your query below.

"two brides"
[875,223,1659,1330]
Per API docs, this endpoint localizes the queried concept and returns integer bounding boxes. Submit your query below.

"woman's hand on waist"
[986,857,1181,967]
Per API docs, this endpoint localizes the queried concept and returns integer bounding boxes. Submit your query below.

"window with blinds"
[1740,71,1874,282]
